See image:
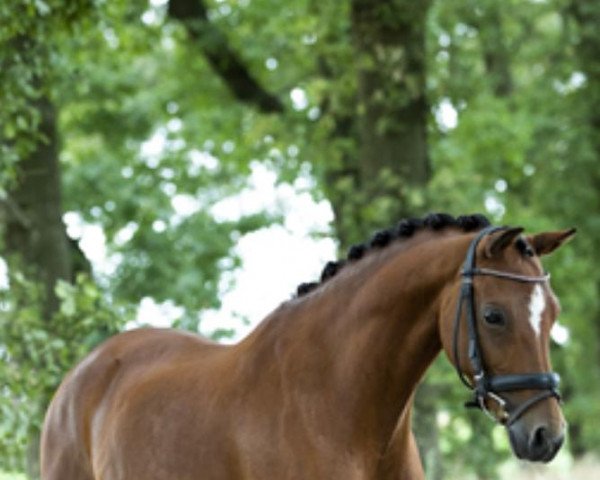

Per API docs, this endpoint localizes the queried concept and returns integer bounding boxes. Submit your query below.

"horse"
[40,213,576,480]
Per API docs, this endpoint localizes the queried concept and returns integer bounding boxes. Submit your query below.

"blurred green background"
[1,0,599,478]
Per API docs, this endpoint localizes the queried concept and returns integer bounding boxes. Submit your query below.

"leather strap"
[505,390,561,427]
[488,372,560,393]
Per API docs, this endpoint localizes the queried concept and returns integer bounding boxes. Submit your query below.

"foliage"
[0,270,128,471]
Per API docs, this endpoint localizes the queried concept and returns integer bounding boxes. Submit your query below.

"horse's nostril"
[530,426,550,454]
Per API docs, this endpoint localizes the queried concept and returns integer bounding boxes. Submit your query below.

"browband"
[463,268,550,284]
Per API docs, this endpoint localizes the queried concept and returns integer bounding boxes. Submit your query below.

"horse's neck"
[240,231,466,449]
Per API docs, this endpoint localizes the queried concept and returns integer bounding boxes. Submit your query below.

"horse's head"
[439,226,575,463]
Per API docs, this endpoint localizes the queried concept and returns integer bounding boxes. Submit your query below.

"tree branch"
[168,0,284,113]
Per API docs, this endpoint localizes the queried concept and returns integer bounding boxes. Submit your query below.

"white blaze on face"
[528,284,546,337]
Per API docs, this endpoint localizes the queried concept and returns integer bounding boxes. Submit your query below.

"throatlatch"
[452,226,561,426]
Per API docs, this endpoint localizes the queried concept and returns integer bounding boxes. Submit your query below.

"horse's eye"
[484,308,505,326]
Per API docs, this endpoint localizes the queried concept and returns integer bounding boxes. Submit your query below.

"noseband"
[452,226,561,426]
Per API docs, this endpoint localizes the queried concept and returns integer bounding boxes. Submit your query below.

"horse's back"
[40,328,220,480]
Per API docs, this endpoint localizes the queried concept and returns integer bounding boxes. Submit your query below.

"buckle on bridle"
[467,373,510,424]
[480,391,509,424]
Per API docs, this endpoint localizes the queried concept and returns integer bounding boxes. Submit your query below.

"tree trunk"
[4,94,72,479]
[349,0,431,235]
[5,96,72,318]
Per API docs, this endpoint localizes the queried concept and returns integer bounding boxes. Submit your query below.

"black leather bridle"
[452,226,561,426]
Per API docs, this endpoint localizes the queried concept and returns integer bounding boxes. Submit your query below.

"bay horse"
[41,213,575,480]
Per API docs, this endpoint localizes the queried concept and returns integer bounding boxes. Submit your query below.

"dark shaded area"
[167,0,284,113]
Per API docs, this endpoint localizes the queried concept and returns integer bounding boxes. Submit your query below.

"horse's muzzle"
[508,422,565,463]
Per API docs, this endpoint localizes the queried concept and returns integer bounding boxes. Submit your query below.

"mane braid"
[294,212,490,297]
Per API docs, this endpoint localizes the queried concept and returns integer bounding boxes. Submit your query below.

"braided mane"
[295,212,490,297]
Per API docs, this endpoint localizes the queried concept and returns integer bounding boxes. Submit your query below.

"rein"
[452,226,561,426]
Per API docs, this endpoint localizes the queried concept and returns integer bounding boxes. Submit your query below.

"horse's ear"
[484,227,524,258]
[528,228,576,257]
